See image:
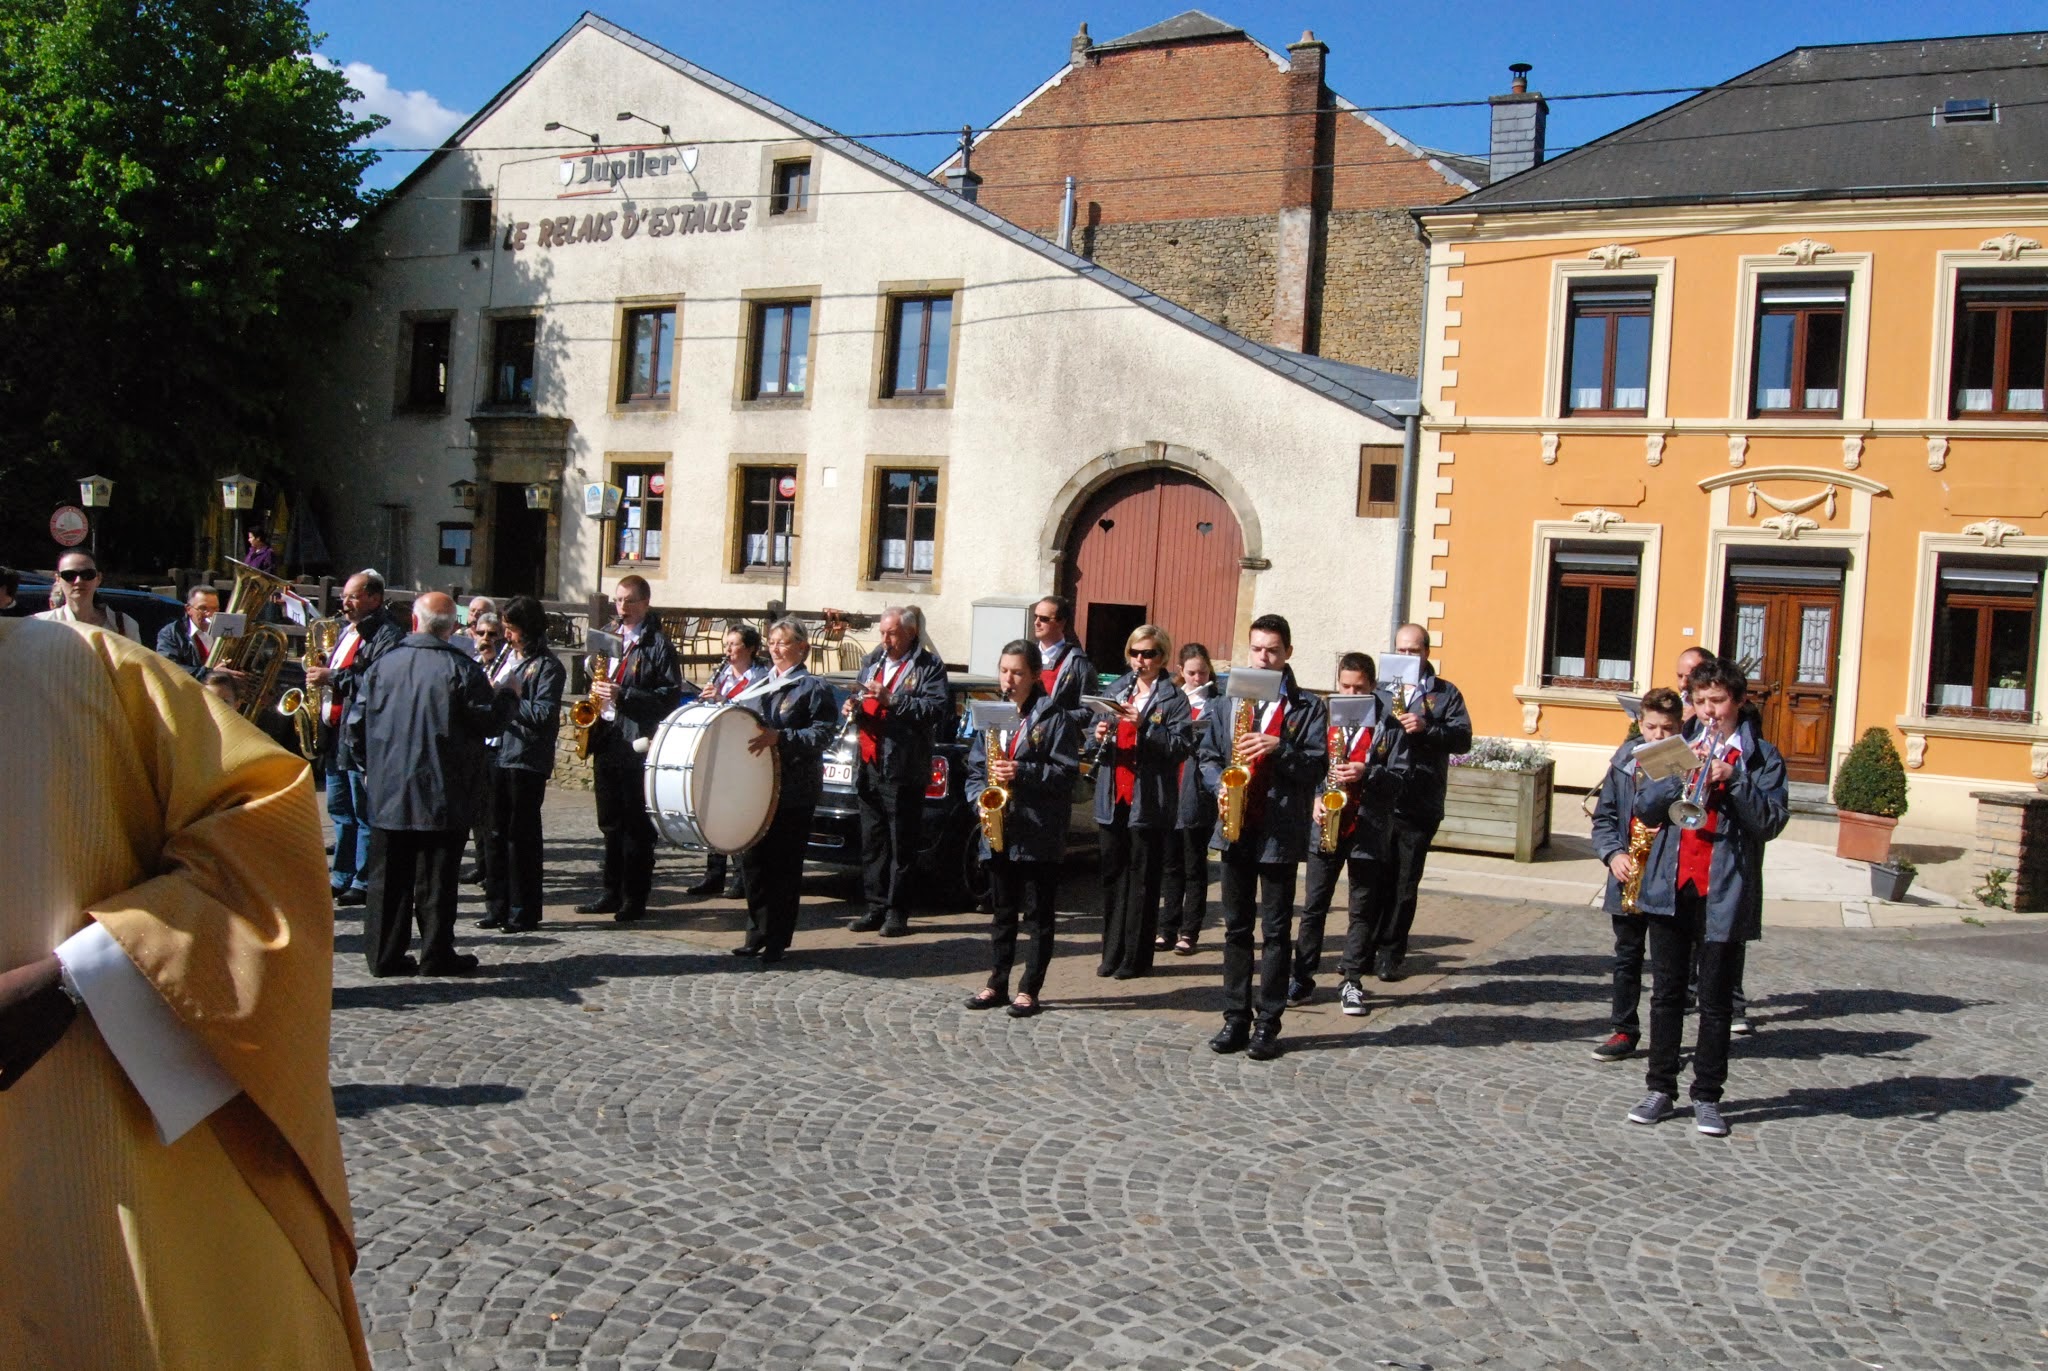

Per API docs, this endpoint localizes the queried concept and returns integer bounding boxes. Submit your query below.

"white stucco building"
[304,15,1415,678]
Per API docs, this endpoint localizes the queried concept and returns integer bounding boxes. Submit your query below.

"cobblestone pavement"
[334,796,2048,1369]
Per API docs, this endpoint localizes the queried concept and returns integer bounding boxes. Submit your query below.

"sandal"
[964,987,1005,1010]
[1173,938,1196,956]
[1154,934,1172,951]
[1007,993,1042,1019]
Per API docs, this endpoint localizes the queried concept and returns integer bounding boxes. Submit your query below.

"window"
[737,467,797,571]
[1542,545,1640,689]
[1927,558,2042,720]
[490,317,537,409]
[613,465,666,564]
[379,504,411,585]
[404,319,451,409]
[618,306,676,406]
[1751,280,1846,416]
[748,300,811,398]
[438,522,473,567]
[1359,450,1398,518]
[1951,276,2048,418]
[770,159,811,215]
[1562,284,1652,416]
[883,295,953,397]
[459,194,494,250]
[873,469,938,579]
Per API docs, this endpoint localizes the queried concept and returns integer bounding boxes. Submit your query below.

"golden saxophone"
[1620,816,1657,914]
[275,615,341,758]
[1217,698,1253,843]
[1318,722,1349,854]
[978,723,1009,852]
[571,649,615,760]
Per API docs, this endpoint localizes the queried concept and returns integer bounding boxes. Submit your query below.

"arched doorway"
[1060,469,1244,666]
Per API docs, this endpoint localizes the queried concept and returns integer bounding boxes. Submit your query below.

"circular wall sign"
[50,505,89,547]
[649,474,667,496]
[777,475,798,499]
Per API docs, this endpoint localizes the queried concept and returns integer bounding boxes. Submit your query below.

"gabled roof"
[928,11,1479,194]
[1446,30,2048,214]
[380,13,1407,428]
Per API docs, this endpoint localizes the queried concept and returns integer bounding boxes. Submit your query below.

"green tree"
[0,0,381,570]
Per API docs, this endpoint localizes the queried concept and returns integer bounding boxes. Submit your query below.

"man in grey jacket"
[356,592,513,977]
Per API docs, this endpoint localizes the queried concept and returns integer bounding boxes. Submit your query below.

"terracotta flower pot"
[1836,810,1898,863]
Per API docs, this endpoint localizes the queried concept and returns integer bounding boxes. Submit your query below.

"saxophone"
[571,651,613,760]
[1619,817,1657,914]
[1217,698,1253,843]
[275,616,342,758]
[1372,683,1411,763]
[977,724,1009,852]
[1318,723,1349,854]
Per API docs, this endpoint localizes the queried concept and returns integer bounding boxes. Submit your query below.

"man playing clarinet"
[846,606,950,938]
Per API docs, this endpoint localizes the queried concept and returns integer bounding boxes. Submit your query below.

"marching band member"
[1092,624,1193,980]
[845,606,950,938]
[963,640,1080,1018]
[1365,623,1472,981]
[480,597,565,933]
[304,571,405,908]
[576,576,687,923]
[1625,656,1787,1136]
[1289,653,1401,1016]
[154,585,220,679]
[1675,645,1755,1036]
[733,619,840,962]
[1588,686,1684,1061]
[1197,614,1328,1061]
[1030,594,1094,719]
[1160,643,1218,956]
[689,625,771,897]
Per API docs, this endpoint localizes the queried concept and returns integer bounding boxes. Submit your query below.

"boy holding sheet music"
[1587,687,1685,1062]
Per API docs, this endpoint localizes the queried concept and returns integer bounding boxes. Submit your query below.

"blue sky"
[306,1,2048,190]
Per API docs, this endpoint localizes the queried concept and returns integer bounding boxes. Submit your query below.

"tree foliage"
[0,0,381,568]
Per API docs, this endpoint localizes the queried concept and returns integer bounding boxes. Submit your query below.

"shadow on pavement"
[332,949,746,1010]
[1755,988,1993,1021]
[1731,1026,1930,1061]
[332,1082,527,1116]
[1727,1073,2032,1124]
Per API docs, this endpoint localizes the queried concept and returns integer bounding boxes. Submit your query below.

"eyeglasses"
[57,568,100,583]
[1031,613,1057,623]
[1128,647,1163,660]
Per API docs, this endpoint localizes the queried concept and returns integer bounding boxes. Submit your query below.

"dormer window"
[1936,98,1997,125]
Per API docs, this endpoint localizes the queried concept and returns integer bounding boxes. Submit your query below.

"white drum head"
[643,701,781,854]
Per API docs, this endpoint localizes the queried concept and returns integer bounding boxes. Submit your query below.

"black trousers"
[1610,913,1648,1038]
[593,752,657,910]
[738,803,815,954]
[365,828,465,974]
[469,763,496,884]
[698,850,746,894]
[1295,847,1389,985]
[1217,840,1299,1029]
[1646,892,1748,1103]
[987,854,1057,997]
[1159,825,1210,943]
[1098,815,1166,976]
[485,767,548,928]
[1374,814,1440,964]
[857,769,925,920]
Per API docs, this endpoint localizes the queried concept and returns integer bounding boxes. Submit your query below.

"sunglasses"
[1128,647,1163,660]
[1031,613,1058,623]
[58,568,100,583]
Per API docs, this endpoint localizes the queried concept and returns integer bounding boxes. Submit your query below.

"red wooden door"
[1723,581,1841,783]
[1062,471,1243,665]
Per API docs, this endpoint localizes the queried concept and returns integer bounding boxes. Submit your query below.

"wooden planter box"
[1435,761,1554,862]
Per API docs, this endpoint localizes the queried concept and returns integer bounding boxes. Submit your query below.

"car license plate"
[822,760,854,786]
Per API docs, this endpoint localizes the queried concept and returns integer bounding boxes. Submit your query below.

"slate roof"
[388,13,1407,428]
[1094,11,1245,52]
[1450,30,2048,213]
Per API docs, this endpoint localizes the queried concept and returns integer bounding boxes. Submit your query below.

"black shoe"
[686,878,722,895]
[730,944,761,958]
[575,896,621,915]
[420,953,481,977]
[877,917,911,938]
[613,906,646,923]
[1375,949,1404,982]
[335,888,367,908]
[964,987,1005,1010]
[505,919,541,933]
[1209,1023,1250,1054]
[370,955,418,978]
[1112,969,1140,981]
[462,867,484,886]
[1286,979,1314,1007]
[849,912,886,933]
[758,948,785,965]
[477,916,506,930]
[1246,1025,1284,1061]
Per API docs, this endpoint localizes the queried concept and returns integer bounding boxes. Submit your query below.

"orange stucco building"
[1414,33,2048,831]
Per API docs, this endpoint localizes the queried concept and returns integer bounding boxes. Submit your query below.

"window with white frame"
[1926,556,2043,720]
[1951,274,2048,418]
[1562,283,1653,416]
[1751,279,1847,416]
[1542,543,1640,689]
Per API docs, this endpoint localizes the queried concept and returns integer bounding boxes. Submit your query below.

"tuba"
[977,723,1009,852]
[1318,723,1350,854]
[275,615,342,758]
[1217,698,1253,843]
[205,559,294,722]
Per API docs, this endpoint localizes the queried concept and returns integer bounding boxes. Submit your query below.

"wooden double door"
[1061,470,1244,668]
[1721,574,1841,784]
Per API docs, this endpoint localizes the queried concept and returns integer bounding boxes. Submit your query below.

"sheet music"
[1632,735,1699,781]
[1079,694,1122,717]
[969,700,1021,736]
[1326,694,1378,729]
[584,628,625,659]
[1223,667,1284,702]
[1375,653,1424,689]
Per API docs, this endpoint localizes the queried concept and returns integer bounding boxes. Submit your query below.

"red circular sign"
[777,475,798,499]
[50,505,89,548]
[649,474,667,496]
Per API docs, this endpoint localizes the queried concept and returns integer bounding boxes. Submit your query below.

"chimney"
[1272,30,1330,353]
[946,123,982,203]
[1070,21,1090,66]
[1488,62,1547,182]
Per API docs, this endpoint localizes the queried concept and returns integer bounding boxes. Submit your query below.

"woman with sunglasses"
[35,551,142,643]
[1090,624,1194,979]
[1161,642,1219,956]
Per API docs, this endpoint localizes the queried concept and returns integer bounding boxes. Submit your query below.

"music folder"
[1223,667,1284,702]
[583,628,625,659]
[1079,695,1122,717]
[969,700,1021,736]
[1632,735,1699,782]
[1375,652,1424,690]
[1326,694,1378,729]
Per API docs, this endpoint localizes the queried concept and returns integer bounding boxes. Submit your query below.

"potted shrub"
[1833,726,1908,863]
[1868,855,1915,903]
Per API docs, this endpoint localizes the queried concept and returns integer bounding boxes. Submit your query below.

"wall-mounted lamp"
[523,482,556,512]
[615,111,673,139]
[544,121,600,145]
[450,478,478,511]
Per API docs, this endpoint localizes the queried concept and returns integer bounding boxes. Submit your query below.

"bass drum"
[642,700,781,854]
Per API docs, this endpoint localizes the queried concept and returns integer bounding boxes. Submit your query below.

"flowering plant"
[1450,737,1552,772]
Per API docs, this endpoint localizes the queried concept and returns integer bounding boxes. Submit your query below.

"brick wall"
[1969,791,2048,912]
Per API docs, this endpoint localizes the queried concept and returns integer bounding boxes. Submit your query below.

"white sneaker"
[1340,981,1369,1017]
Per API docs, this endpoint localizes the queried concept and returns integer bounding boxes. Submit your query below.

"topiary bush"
[1833,726,1909,819]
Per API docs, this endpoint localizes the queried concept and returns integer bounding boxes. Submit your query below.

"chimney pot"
[1509,61,1532,94]
[1071,21,1090,65]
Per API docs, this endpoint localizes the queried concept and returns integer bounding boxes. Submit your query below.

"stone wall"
[551,706,595,791]
[1969,791,2048,912]
[1086,215,1277,342]
[1318,209,1427,376]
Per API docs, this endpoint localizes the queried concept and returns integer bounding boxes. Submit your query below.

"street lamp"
[615,111,672,139]
[544,121,600,145]
[523,482,555,512]
[450,478,478,511]
[78,474,113,555]
[219,474,259,568]
[583,481,623,600]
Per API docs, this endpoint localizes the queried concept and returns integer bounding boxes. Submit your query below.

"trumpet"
[1619,816,1657,914]
[1217,698,1253,843]
[1318,723,1350,854]
[1668,726,1725,830]
[978,724,1009,852]
[275,615,342,758]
